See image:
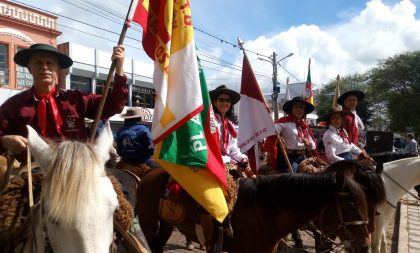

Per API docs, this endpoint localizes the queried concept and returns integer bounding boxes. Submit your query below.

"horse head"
[26,122,118,253]
[315,161,385,253]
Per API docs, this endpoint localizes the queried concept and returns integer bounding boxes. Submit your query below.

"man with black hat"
[337,90,365,146]
[0,43,127,159]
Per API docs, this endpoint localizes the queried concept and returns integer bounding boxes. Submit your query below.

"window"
[132,86,155,108]
[70,75,91,93]
[95,79,113,95]
[0,44,8,86]
[16,47,32,89]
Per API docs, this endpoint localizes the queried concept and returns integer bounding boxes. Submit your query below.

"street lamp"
[258,52,294,120]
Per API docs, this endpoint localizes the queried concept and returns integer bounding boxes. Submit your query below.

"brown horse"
[137,162,385,253]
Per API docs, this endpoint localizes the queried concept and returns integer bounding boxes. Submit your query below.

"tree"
[367,51,420,134]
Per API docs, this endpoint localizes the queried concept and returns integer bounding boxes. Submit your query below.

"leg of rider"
[292,230,303,248]
[186,236,194,250]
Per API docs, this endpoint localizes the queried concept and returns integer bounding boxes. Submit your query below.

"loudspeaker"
[365,131,394,154]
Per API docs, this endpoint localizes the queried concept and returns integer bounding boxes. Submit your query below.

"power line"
[193,27,270,59]
[278,64,302,83]
[57,24,144,51]
[197,50,272,78]
[9,0,141,42]
[12,0,300,84]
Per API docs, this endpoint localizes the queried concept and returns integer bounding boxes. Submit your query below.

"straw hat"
[120,107,147,119]
[14,43,73,69]
[209,85,241,105]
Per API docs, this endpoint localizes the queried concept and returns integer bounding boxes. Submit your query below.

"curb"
[398,195,409,253]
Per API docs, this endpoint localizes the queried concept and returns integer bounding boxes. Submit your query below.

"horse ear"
[94,121,113,165]
[26,125,51,171]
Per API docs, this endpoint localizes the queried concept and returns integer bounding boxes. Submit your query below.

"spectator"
[404,133,418,156]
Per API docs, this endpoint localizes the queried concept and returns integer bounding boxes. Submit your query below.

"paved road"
[398,190,420,253]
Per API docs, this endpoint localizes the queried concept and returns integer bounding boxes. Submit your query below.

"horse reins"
[315,191,369,252]
[382,170,420,208]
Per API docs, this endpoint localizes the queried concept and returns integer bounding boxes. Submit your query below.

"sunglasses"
[217,98,231,103]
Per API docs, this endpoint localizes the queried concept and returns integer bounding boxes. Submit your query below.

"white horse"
[371,156,420,253]
[24,122,118,253]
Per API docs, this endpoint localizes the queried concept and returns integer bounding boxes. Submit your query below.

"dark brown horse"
[137,162,385,253]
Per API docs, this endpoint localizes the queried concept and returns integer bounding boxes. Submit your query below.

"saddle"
[158,165,241,249]
[298,157,329,174]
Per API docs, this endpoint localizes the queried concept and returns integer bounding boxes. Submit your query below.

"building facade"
[0,0,155,109]
[0,0,61,101]
[58,42,154,109]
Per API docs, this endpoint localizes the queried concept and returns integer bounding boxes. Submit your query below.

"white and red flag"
[237,39,277,172]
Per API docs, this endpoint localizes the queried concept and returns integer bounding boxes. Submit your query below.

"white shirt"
[323,125,362,163]
[404,139,418,156]
[215,115,247,164]
[274,121,316,150]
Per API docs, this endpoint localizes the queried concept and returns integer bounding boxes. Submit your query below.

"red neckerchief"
[34,86,63,137]
[276,115,313,141]
[276,115,317,151]
[338,128,351,144]
[222,117,237,151]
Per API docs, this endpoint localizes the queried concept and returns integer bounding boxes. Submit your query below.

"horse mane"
[325,161,380,211]
[371,151,416,164]
[43,141,102,227]
[243,173,338,210]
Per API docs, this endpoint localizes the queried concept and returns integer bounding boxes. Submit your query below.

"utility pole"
[259,52,293,120]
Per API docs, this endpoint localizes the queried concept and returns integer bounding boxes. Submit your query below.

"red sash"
[34,86,63,137]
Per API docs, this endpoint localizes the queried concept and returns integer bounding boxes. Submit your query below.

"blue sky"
[11,0,420,93]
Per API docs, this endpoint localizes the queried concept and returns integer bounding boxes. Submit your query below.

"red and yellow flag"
[128,0,228,222]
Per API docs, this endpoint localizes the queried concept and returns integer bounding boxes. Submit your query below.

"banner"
[238,44,276,156]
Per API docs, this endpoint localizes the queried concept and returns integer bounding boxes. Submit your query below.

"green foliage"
[317,51,420,135]
[367,51,420,134]
[316,74,372,123]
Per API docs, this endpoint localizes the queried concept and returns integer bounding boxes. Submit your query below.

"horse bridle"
[314,191,369,252]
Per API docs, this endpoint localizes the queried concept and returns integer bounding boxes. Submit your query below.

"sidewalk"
[398,190,420,253]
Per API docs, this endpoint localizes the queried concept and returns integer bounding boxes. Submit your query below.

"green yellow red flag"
[129,0,228,222]
[303,58,314,105]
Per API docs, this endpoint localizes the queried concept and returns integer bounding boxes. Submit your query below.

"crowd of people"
[0,43,419,251]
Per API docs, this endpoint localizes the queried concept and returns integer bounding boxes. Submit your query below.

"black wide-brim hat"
[209,85,241,105]
[318,107,349,123]
[283,96,314,114]
[14,43,73,69]
[337,90,365,106]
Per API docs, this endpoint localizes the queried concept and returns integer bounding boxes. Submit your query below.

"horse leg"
[380,229,387,253]
[136,167,170,251]
[151,221,174,253]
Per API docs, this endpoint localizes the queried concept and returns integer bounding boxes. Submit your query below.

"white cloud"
[232,0,420,94]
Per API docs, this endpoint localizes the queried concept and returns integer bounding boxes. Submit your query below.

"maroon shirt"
[342,110,359,146]
[0,74,128,144]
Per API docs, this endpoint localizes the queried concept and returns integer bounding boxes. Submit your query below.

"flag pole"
[333,74,341,109]
[89,0,136,143]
